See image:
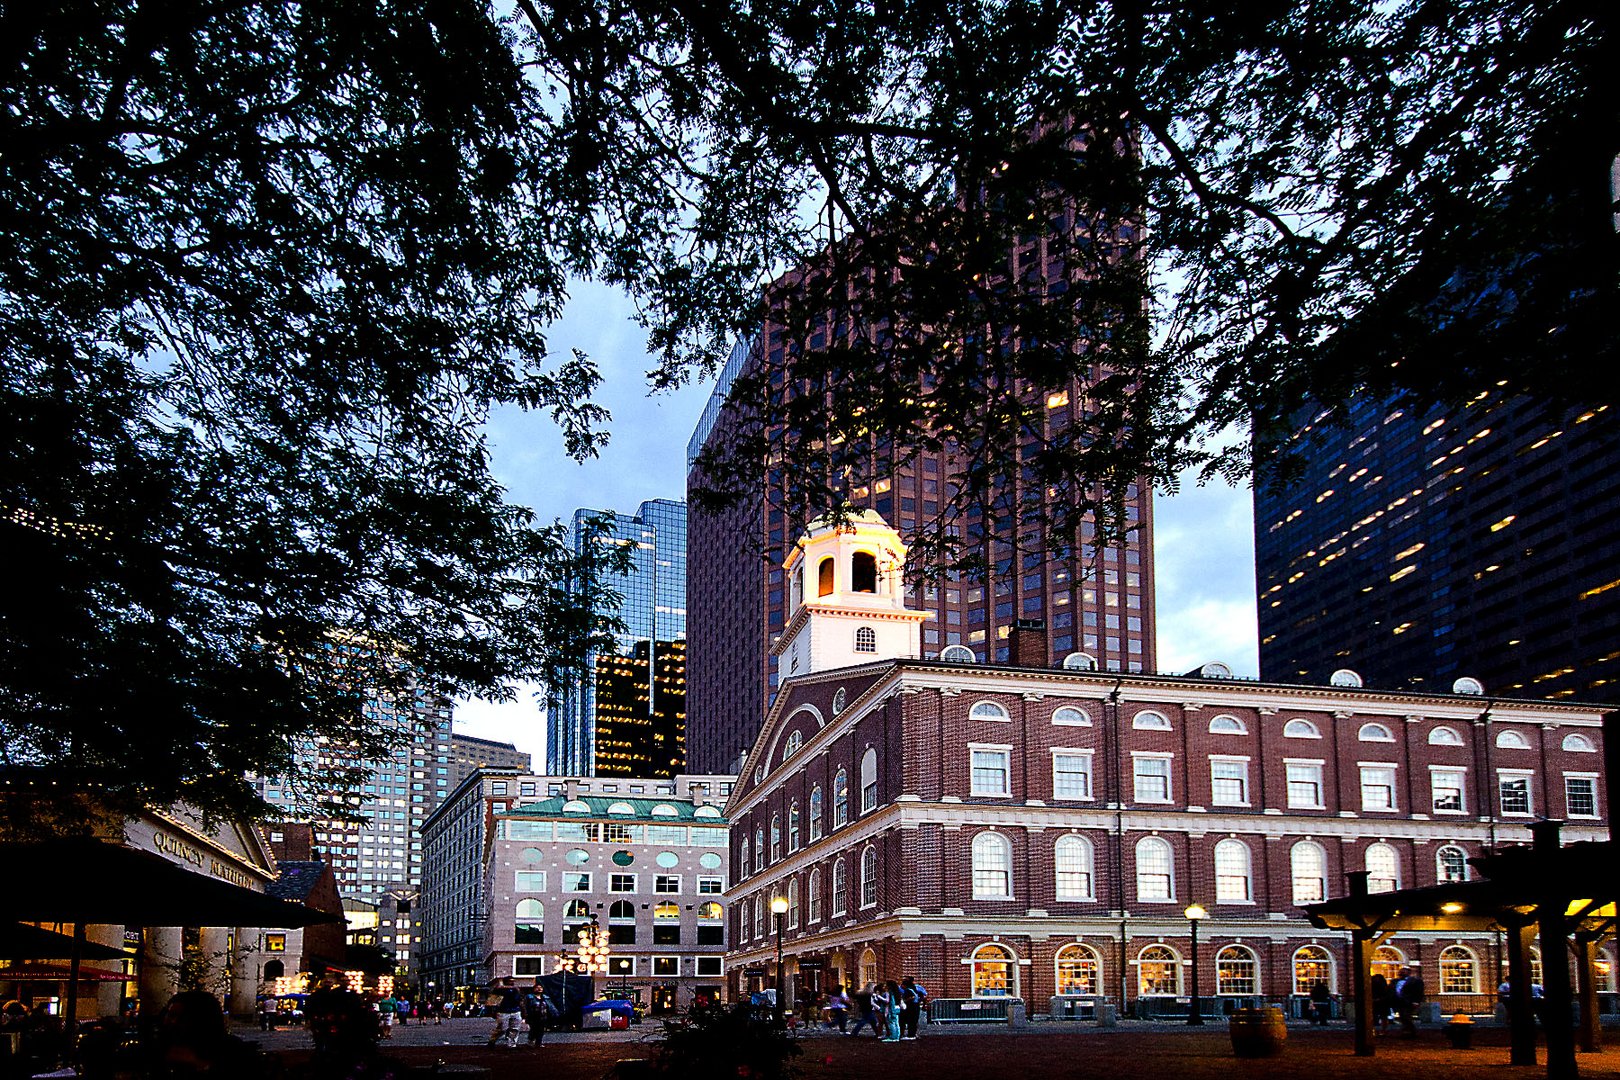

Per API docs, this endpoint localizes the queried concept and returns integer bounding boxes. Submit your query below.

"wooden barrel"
[1228,1006,1287,1058]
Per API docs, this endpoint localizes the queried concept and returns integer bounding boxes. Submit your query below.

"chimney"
[565,778,579,801]
[1009,619,1048,668]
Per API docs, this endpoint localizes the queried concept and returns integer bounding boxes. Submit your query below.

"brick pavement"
[252,1018,1620,1080]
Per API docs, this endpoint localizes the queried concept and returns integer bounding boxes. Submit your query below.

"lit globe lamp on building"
[1184,903,1208,1026]
[770,895,789,1025]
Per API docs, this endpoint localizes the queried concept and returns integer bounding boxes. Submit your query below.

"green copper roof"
[499,795,727,823]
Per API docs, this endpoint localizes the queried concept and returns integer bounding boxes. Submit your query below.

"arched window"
[262,959,285,981]
[1429,725,1464,746]
[1563,732,1597,753]
[1439,945,1479,993]
[818,556,835,596]
[1365,843,1400,893]
[609,900,635,921]
[695,804,721,819]
[783,730,803,760]
[808,869,823,923]
[786,879,799,928]
[1055,835,1095,900]
[607,801,636,815]
[739,835,751,876]
[697,901,723,921]
[563,899,590,919]
[971,943,1016,997]
[1284,718,1322,739]
[1053,705,1091,726]
[860,747,878,811]
[860,947,879,990]
[1291,841,1326,905]
[1214,839,1252,903]
[1436,845,1469,883]
[1216,945,1258,995]
[831,687,847,714]
[1209,714,1247,734]
[561,899,590,941]
[770,813,781,860]
[653,901,680,920]
[970,700,1011,721]
[1496,729,1531,750]
[651,803,678,816]
[754,826,765,871]
[1135,836,1174,902]
[1358,722,1395,742]
[833,768,850,826]
[860,846,878,907]
[1372,945,1405,984]
[1137,945,1181,996]
[809,786,823,840]
[971,832,1013,899]
[831,858,848,915]
[787,801,801,851]
[515,899,544,944]
[1055,943,1101,996]
[854,626,877,653]
[1133,710,1171,730]
[1293,945,1334,995]
[608,900,636,942]
[851,550,878,592]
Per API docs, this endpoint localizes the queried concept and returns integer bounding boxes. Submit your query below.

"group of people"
[483,976,558,1049]
[816,978,928,1042]
[1369,965,1427,1036]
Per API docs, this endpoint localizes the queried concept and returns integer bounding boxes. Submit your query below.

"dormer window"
[818,557,835,597]
[852,551,878,593]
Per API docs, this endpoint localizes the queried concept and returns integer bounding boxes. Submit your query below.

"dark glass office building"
[1255,391,1620,701]
[548,499,688,776]
[686,337,1157,775]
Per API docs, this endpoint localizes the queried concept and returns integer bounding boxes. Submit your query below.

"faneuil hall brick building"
[724,512,1611,1018]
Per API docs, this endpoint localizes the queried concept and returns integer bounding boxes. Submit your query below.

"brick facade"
[723,661,1610,1015]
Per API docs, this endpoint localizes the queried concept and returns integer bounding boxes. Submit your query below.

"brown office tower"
[685,189,1159,774]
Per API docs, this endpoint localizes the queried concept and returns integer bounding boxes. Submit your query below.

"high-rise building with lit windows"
[547,499,688,777]
[686,344,1158,775]
[1254,392,1620,701]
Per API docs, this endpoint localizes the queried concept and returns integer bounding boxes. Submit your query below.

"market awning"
[0,922,126,961]
[0,839,343,928]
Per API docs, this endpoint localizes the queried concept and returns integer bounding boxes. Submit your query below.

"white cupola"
[771,509,928,678]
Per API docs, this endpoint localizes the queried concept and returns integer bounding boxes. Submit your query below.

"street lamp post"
[770,896,789,1026]
[1185,904,1207,1026]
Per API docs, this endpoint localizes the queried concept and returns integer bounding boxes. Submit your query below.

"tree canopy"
[2,0,1613,816]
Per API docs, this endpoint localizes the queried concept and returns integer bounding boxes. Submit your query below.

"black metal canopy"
[0,838,343,928]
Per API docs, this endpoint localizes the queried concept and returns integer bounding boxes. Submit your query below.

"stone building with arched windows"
[723,513,1612,1018]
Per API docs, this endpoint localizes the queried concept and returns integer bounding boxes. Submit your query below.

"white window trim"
[694,956,724,977]
[969,742,1015,798]
[512,956,548,977]
[1209,755,1252,808]
[1497,768,1536,816]
[697,876,724,894]
[650,956,681,977]
[1131,751,1175,804]
[1428,764,1469,815]
[970,701,1013,722]
[970,832,1015,900]
[1358,722,1396,743]
[608,872,637,892]
[1357,761,1399,813]
[1283,758,1326,810]
[1052,705,1092,727]
[1050,747,1096,802]
[514,871,547,891]
[1284,719,1323,739]
[1564,771,1601,818]
[1132,710,1172,730]
[654,874,683,894]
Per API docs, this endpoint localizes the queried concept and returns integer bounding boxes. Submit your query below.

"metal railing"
[930,997,1015,1023]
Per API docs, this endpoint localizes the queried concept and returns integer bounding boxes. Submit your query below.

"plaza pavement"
[243,1016,1620,1080]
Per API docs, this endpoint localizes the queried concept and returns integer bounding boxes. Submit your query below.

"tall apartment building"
[449,733,532,789]
[255,681,454,980]
[548,499,688,777]
[688,323,1158,774]
[1255,392,1620,701]
[726,514,1611,1013]
[419,770,733,1000]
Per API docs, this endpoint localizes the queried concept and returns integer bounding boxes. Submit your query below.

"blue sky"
[455,280,1260,762]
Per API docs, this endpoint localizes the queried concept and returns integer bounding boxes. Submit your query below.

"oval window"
[656,851,680,868]
[611,850,635,866]
[699,852,722,869]
[565,848,590,866]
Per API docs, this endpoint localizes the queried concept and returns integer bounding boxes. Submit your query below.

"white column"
[139,927,183,1011]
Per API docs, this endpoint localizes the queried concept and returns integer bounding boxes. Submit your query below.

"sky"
[453,280,1260,764]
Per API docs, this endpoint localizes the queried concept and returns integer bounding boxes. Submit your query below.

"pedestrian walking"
[846,984,881,1037]
[1370,973,1391,1034]
[521,983,554,1047]
[825,984,849,1033]
[258,995,279,1032]
[899,977,927,1040]
[1309,980,1331,1025]
[485,978,524,1047]
[431,1000,443,1026]
[376,995,396,1038]
[1392,966,1425,1036]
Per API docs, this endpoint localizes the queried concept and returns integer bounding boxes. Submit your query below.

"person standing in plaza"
[376,995,396,1038]
[1370,973,1391,1034]
[899,977,927,1040]
[876,982,901,1043]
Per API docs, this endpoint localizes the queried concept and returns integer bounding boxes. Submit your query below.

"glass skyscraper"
[548,498,689,776]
